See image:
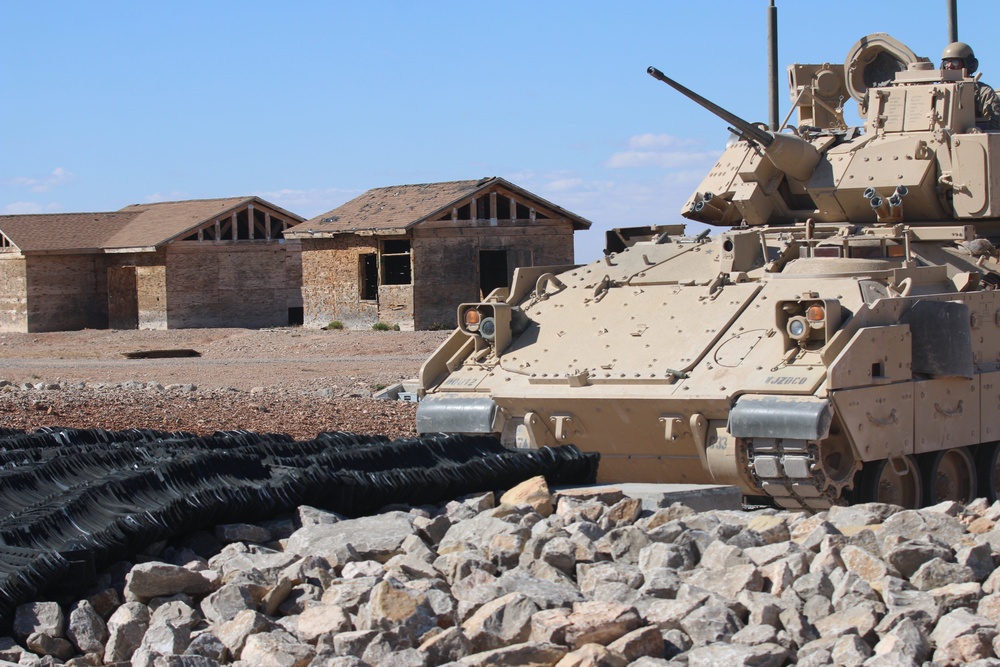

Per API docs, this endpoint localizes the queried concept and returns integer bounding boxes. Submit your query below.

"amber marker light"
[464,308,482,333]
[805,304,826,322]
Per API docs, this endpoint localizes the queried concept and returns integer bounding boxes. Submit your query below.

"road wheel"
[922,447,976,505]
[976,442,1000,502]
[856,456,922,508]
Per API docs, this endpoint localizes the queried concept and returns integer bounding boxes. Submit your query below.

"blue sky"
[2,1,996,262]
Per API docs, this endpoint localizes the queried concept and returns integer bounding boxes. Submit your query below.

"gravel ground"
[0,328,452,440]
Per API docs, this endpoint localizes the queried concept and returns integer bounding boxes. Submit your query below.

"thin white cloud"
[504,167,712,263]
[257,187,362,219]
[144,191,189,204]
[5,167,74,193]
[626,133,700,150]
[606,133,721,170]
[3,201,64,215]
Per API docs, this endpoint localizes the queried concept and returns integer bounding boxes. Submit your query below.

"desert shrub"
[324,321,344,330]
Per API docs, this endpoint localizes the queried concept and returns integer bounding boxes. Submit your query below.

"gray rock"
[496,571,584,609]
[240,630,316,667]
[285,511,416,563]
[152,655,224,666]
[538,536,577,574]
[104,601,150,664]
[200,583,257,625]
[297,505,346,527]
[414,514,453,546]
[929,607,997,647]
[957,542,995,582]
[595,526,650,564]
[563,600,642,649]
[66,600,107,654]
[606,625,664,661]
[635,542,695,573]
[679,603,743,647]
[873,616,930,663]
[695,541,749,570]
[356,577,437,644]
[638,569,683,600]
[332,629,378,656]
[685,642,790,667]
[184,632,228,662]
[884,538,953,580]
[125,562,217,601]
[457,640,567,666]
[14,601,64,641]
[792,572,833,600]
[287,602,351,643]
[214,609,275,660]
[461,592,538,652]
[419,627,471,665]
[25,632,74,660]
[439,515,525,557]
[321,576,379,613]
[930,581,983,615]
[435,551,497,586]
[777,607,819,649]
[826,504,896,530]
[577,562,644,595]
[831,633,872,666]
[814,598,881,643]
[731,623,780,646]
[910,557,976,591]
[881,510,967,550]
[682,563,762,599]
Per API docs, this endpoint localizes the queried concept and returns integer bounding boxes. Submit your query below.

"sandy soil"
[0,328,452,440]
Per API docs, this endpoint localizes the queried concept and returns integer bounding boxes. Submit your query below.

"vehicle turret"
[673,33,994,227]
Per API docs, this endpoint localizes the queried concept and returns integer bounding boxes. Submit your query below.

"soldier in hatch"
[941,41,1000,131]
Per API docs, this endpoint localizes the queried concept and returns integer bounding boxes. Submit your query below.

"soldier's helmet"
[941,41,979,74]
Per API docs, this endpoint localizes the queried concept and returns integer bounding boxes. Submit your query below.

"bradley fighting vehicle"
[414,33,1000,510]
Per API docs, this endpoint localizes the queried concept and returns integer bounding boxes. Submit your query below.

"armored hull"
[416,34,1000,509]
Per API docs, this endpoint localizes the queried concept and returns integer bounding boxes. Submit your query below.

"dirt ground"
[0,328,452,440]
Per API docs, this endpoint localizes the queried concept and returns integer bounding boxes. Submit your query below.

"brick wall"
[164,243,295,328]
[25,255,105,332]
[0,255,27,332]
[301,237,379,329]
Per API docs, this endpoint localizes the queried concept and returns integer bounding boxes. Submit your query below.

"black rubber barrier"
[0,428,598,624]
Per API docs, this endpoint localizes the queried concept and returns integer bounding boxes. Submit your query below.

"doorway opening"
[479,250,509,298]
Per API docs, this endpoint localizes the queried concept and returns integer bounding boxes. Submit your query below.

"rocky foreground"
[9,479,1000,667]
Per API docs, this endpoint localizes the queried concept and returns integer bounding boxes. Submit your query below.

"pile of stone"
[8,478,1000,667]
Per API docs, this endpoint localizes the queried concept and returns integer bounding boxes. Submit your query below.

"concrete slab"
[555,482,742,513]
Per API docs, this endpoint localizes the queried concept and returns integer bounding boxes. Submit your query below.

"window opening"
[361,254,378,300]
[496,197,511,220]
[381,239,411,285]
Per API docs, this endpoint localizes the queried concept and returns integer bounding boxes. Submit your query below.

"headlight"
[458,303,513,353]
[787,316,808,340]
[480,317,497,341]
[779,297,842,348]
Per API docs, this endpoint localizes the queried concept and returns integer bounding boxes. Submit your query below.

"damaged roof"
[0,197,304,253]
[286,176,592,238]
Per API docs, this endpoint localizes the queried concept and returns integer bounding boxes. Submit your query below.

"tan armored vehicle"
[415,34,1000,509]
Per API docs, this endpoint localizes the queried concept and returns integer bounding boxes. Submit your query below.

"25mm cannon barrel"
[647,66,773,146]
[647,65,821,182]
